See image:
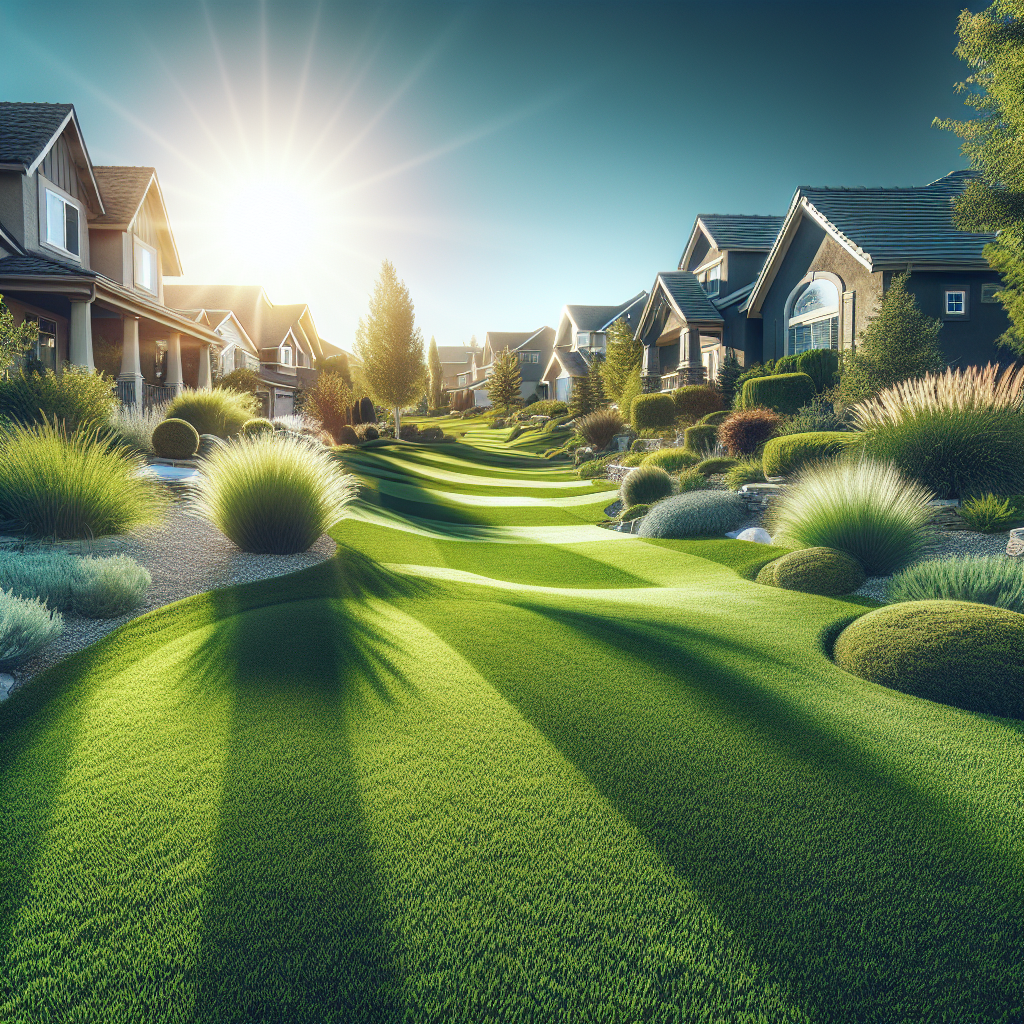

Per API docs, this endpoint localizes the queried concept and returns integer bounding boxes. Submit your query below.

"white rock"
[735,527,773,545]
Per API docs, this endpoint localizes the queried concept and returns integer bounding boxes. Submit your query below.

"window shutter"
[841,291,855,350]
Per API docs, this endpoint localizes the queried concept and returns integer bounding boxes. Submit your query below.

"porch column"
[68,299,95,370]
[117,316,145,405]
[681,327,706,386]
[165,331,184,396]
[640,342,661,394]
[197,342,212,389]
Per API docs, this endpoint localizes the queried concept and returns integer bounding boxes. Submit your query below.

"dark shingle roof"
[0,252,96,278]
[799,170,994,266]
[0,102,74,165]
[92,166,155,224]
[486,331,535,351]
[552,349,591,378]
[566,292,647,332]
[697,214,785,250]
[658,272,723,322]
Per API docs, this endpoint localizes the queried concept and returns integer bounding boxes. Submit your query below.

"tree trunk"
[394,405,401,439]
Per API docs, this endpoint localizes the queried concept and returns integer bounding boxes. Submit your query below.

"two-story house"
[0,103,223,404]
[448,327,555,408]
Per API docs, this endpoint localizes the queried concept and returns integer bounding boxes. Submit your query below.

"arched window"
[788,279,839,355]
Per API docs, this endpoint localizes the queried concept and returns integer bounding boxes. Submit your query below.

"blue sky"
[0,0,981,351]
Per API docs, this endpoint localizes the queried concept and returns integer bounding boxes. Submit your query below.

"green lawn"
[1,435,1021,1023]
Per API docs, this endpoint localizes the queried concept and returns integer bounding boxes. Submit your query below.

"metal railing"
[114,380,178,410]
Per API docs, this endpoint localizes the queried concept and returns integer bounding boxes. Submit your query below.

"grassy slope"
[0,437,1021,1023]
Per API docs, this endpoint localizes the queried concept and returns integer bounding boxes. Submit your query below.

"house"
[449,327,555,407]
[635,215,783,392]
[0,102,223,404]
[540,292,647,402]
[162,284,330,417]
[745,171,1008,368]
[435,343,480,395]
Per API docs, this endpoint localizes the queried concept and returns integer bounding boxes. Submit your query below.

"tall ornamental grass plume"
[886,555,1024,614]
[577,408,623,450]
[190,432,358,554]
[0,419,166,540]
[106,403,168,456]
[166,387,257,438]
[620,463,674,507]
[768,457,935,576]
[0,589,63,669]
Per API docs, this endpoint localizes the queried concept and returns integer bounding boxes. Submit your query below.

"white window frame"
[279,346,293,366]
[576,332,590,349]
[518,350,539,364]
[40,183,82,261]
[133,236,158,295]
[945,290,966,315]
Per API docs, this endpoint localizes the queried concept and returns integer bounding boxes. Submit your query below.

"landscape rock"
[1008,528,1024,557]
[735,527,773,545]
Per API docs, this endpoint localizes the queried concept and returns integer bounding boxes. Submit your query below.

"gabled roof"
[482,326,553,364]
[747,170,996,314]
[0,251,98,279]
[565,291,648,333]
[0,220,27,256]
[654,272,724,322]
[551,349,591,378]
[680,214,785,269]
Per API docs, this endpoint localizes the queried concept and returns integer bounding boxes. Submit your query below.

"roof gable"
[679,214,784,269]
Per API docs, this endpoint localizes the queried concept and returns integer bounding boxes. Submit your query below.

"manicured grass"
[0,428,1021,1023]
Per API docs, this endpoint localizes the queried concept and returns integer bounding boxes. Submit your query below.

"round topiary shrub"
[717,408,783,456]
[636,490,746,539]
[621,463,674,507]
[619,503,651,522]
[762,431,861,477]
[698,409,732,427]
[833,600,1024,718]
[335,425,358,445]
[240,417,275,438]
[152,417,200,460]
[359,425,379,442]
[738,372,816,415]
[770,546,866,596]
[631,393,676,430]
[673,385,722,421]
[696,456,739,476]
[642,447,700,472]
[756,560,780,586]
[683,424,718,453]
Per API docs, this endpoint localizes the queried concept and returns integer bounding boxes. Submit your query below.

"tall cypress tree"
[427,336,445,409]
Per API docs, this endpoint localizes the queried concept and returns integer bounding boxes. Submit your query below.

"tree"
[485,347,522,413]
[715,352,743,404]
[304,371,353,442]
[217,367,263,395]
[0,294,37,378]
[934,0,1024,356]
[354,260,425,437]
[427,336,445,408]
[600,317,642,404]
[318,352,352,387]
[570,355,606,418]
[836,272,946,402]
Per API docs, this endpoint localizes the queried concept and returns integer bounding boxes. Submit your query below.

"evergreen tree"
[354,260,425,436]
[934,1,1024,356]
[715,352,743,404]
[570,356,606,418]
[837,272,946,402]
[427,336,445,408]
[485,348,522,413]
[601,317,642,403]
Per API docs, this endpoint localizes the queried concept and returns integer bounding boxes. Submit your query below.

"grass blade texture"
[0,588,62,668]
[886,554,1024,613]
[191,432,358,553]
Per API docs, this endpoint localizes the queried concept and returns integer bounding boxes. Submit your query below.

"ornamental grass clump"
[106,403,168,456]
[620,463,674,507]
[190,432,358,554]
[642,447,700,472]
[166,387,257,439]
[0,420,165,540]
[677,467,711,493]
[886,555,1024,614]
[958,494,1022,533]
[767,457,935,576]
[577,408,623,450]
[0,589,63,670]
[724,457,767,491]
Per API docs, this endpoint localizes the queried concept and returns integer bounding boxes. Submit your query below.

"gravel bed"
[8,504,336,695]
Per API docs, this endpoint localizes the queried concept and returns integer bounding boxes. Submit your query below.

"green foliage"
[698,409,732,427]
[755,559,780,587]
[672,385,722,421]
[528,400,568,418]
[190,433,358,554]
[773,355,800,375]
[618,503,651,521]
[833,600,1024,718]
[631,393,675,430]
[739,372,816,416]
[677,467,711,493]
[617,367,642,424]
[768,546,866,597]
[636,490,746,538]
[683,424,718,453]
[620,463,674,507]
[775,396,852,436]
[601,317,642,404]
[317,353,352,387]
[569,357,606,418]
[304,372,353,443]
[958,493,1022,532]
[715,352,743,404]
[732,361,771,405]
[0,366,116,432]
[166,388,257,439]
[240,418,275,438]
[355,423,379,441]
[724,458,767,491]
[696,457,739,476]
[106,403,166,456]
[577,408,623,450]
[576,454,615,479]
[217,367,264,395]
[797,349,841,393]
[486,348,523,414]
[617,452,645,467]
[426,337,444,409]
[0,294,37,377]
[717,408,783,456]
[152,417,200,460]
[0,588,62,668]
[642,447,700,472]
[886,554,1024,613]
[768,458,935,576]
[762,432,861,477]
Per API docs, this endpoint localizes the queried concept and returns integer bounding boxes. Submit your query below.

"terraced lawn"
[1,424,1021,1023]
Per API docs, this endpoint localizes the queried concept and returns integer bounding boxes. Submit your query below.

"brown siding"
[89,229,126,284]
[40,134,88,207]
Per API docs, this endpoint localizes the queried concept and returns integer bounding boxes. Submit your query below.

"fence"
[114,380,177,410]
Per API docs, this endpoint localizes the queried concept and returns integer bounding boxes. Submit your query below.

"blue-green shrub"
[738,372,816,415]
[886,555,1024,613]
[631,393,676,430]
[621,463,674,506]
[0,589,63,669]
[762,431,861,477]
[637,491,746,538]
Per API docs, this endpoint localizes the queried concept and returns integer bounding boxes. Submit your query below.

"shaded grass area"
[1,435,1022,1022]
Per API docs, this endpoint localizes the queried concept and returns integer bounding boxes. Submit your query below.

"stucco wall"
[89,229,125,284]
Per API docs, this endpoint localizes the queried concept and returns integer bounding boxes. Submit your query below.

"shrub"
[617,452,645,467]
[0,366,116,433]
[851,364,1024,499]
[797,349,841,393]
[0,420,165,540]
[724,458,767,491]
[698,409,732,427]
[631,393,676,430]
[756,560,780,586]
[190,433,358,554]
[769,546,866,596]
[696,457,739,476]
[673,385,722,421]
[491,417,506,430]
[636,490,746,538]
[775,396,853,436]
[304,372,353,442]
[528,399,568,418]
[683,424,718,453]
[642,447,700,472]
[216,367,263,395]
[717,407,783,456]
[958,494,1021,533]
[417,425,444,443]
[677,468,711,493]
[738,372,816,415]
[106,403,167,456]
[543,414,575,434]
[0,589,63,669]
[166,388,257,439]
[773,354,800,375]
[240,417,275,438]
[356,424,379,442]
[761,431,861,477]
[619,503,651,522]
[152,417,200,460]
[578,408,624,450]
[621,463,674,506]
[768,458,935,576]
[833,600,1024,718]
[886,555,1024,613]
[577,455,615,479]
[506,425,524,442]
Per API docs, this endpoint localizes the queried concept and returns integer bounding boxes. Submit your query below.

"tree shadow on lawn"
[420,598,1024,1023]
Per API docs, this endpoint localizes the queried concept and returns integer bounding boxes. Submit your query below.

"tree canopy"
[318,352,352,387]
[570,355,606,418]
[485,348,522,413]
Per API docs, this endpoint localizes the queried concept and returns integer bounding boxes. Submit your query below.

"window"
[22,315,58,371]
[280,346,293,366]
[44,189,79,257]
[458,373,467,387]
[576,332,590,348]
[787,279,840,355]
[518,350,539,364]
[945,290,966,315]
[981,283,1000,303]
[134,238,157,294]
[701,264,721,297]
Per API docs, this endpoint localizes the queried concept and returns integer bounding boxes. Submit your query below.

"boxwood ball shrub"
[0,589,63,670]
[683,424,718,453]
[636,490,746,538]
[191,432,358,554]
[697,409,732,427]
[620,463,674,507]
[762,431,861,477]
[672,385,722,421]
[768,457,934,576]
[166,388,257,439]
[833,600,1024,718]
[151,417,200,460]
[717,408,783,456]
[631,393,676,430]
[642,447,700,472]
[240,417,275,438]
[618,503,651,522]
[696,456,739,476]
[769,546,866,597]
[886,554,1024,614]
[738,372,816,415]
[334,424,359,446]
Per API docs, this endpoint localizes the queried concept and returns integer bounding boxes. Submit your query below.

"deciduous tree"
[0,294,37,378]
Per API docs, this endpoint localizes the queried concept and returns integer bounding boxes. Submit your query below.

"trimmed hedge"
[696,457,739,477]
[152,418,200,460]
[797,348,840,392]
[770,546,866,597]
[762,431,862,477]
[335,425,358,445]
[642,447,700,472]
[636,490,746,538]
[672,386,722,421]
[697,410,732,427]
[756,560,781,586]
[833,600,1024,718]
[739,372,816,415]
[631,393,676,430]
[683,424,718,453]
[621,463,674,506]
